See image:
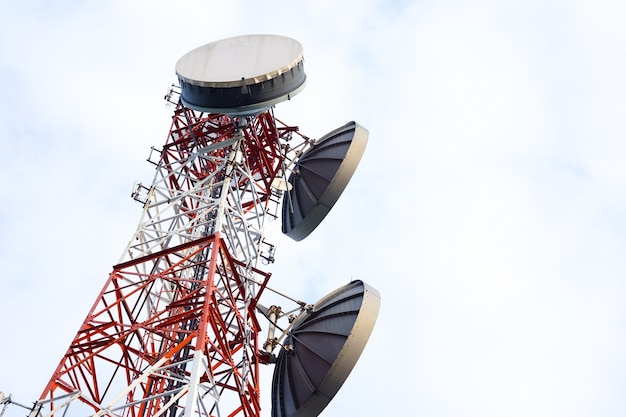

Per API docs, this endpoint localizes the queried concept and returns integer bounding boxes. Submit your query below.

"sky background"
[1,1,626,416]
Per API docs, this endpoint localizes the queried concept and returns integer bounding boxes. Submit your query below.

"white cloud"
[1,1,625,417]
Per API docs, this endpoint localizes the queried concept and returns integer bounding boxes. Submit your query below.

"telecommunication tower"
[1,34,379,417]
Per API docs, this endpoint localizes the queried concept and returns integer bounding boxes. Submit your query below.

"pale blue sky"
[1,1,625,416]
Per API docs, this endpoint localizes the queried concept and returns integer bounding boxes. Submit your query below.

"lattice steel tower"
[1,34,379,417]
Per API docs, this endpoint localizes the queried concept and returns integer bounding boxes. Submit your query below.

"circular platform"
[271,280,380,417]
[175,34,306,115]
[281,121,368,241]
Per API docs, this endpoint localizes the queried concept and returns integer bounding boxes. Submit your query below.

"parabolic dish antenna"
[175,34,306,115]
[282,121,368,241]
[271,280,380,417]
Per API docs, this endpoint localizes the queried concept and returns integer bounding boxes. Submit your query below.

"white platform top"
[176,34,304,88]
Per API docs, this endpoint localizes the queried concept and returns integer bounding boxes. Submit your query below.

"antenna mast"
[5,34,379,417]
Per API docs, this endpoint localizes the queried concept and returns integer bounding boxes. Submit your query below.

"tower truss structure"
[3,34,380,417]
[35,103,307,417]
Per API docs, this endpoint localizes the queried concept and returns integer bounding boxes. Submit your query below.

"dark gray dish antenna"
[271,280,380,417]
[282,121,368,241]
[175,34,306,115]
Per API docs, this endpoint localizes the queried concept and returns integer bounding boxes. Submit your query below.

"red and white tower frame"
[35,102,306,417]
[8,34,379,417]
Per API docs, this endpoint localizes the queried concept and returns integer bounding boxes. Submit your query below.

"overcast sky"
[1,1,626,416]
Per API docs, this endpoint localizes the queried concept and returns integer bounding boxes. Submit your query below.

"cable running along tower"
[2,34,380,417]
